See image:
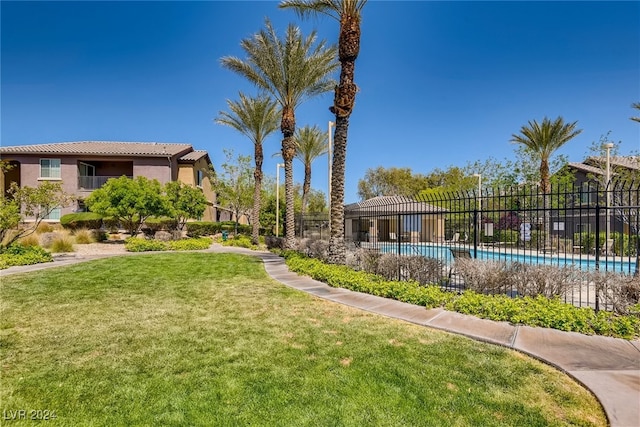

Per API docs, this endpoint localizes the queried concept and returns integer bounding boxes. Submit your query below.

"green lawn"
[0,253,606,426]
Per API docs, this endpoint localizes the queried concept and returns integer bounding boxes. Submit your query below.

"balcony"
[78,175,133,190]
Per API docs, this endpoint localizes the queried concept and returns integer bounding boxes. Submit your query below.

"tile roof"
[178,150,210,162]
[345,195,447,216]
[568,162,605,176]
[0,141,193,157]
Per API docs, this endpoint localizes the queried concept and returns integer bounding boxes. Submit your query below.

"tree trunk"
[252,143,263,246]
[327,116,348,264]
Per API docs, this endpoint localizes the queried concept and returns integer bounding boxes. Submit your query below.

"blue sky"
[2,1,639,203]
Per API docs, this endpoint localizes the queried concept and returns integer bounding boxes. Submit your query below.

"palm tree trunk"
[283,135,296,249]
[252,144,263,246]
[327,117,348,264]
[300,162,311,238]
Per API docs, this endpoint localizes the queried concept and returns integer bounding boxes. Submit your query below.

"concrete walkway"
[2,245,639,426]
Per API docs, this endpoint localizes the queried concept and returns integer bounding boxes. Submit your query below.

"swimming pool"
[377,243,638,274]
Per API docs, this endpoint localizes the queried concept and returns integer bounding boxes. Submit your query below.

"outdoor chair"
[389,232,397,242]
[444,232,460,244]
[448,247,472,280]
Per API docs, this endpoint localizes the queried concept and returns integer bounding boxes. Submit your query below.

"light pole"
[328,121,334,235]
[473,173,482,245]
[604,143,614,254]
[275,163,284,237]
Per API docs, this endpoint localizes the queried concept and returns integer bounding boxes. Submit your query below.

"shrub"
[222,234,254,249]
[0,244,53,269]
[36,222,55,234]
[169,238,211,251]
[50,235,75,253]
[455,259,511,294]
[60,212,103,231]
[17,233,40,247]
[508,263,581,298]
[265,236,285,250]
[124,237,168,252]
[73,228,95,244]
[142,216,178,236]
[186,222,218,237]
[282,251,640,339]
[591,271,640,315]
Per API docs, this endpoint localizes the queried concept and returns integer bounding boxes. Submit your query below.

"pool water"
[378,243,638,274]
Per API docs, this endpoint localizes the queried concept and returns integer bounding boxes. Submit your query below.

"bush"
[142,216,178,236]
[73,228,95,244]
[50,235,75,253]
[35,222,55,234]
[124,237,168,252]
[17,234,40,247]
[60,212,103,231]
[124,237,212,252]
[222,234,255,249]
[0,244,53,269]
[169,238,212,251]
[186,222,219,237]
[282,251,640,339]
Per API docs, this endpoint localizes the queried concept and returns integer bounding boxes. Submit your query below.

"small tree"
[164,181,208,230]
[213,149,254,235]
[86,176,169,235]
[0,181,73,249]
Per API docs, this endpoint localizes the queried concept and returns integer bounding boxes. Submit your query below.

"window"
[196,170,204,187]
[40,159,61,179]
[43,207,61,221]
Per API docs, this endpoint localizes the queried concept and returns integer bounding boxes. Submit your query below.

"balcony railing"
[78,175,132,190]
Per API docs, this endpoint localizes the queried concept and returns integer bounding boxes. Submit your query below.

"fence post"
[472,208,478,258]
[594,204,600,312]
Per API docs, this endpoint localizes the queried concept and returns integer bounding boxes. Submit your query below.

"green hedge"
[124,237,212,252]
[60,212,103,230]
[282,251,640,340]
[186,221,252,237]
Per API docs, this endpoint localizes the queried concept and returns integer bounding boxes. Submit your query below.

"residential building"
[0,141,218,222]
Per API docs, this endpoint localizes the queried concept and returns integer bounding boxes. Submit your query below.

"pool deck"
[2,244,639,427]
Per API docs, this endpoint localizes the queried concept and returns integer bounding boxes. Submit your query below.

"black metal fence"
[301,181,640,310]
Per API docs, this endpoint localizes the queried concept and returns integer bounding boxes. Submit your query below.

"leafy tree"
[357,166,430,200]
[164,181,208,231]
[221,19,337,249]
[0,181,73,249]
[213,149,254,235]
[216,92,280,245]
[85,176,169,235]
[281,0,367,264]
[294,125,328,214]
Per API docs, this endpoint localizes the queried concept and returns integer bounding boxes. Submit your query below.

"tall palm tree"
[280,0,367,264]
[511,116,582,248]
[631,102,640,123]
[221,19,338,248]
[510,116,582,194]
[294,125,328,215]
[215,92,280,245]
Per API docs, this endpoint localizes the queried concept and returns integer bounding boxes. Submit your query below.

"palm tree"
[280,0,367,264]
[221,19,338,249]
[511,116,582,248]
[215,93,280,245]
[631,102,640,123]
[294,125,328,216]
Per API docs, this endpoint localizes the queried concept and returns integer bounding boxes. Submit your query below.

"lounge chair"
[598,238,615,256]
[444,232,460,244]
[389,232,397,242]
[448,248,472,280]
